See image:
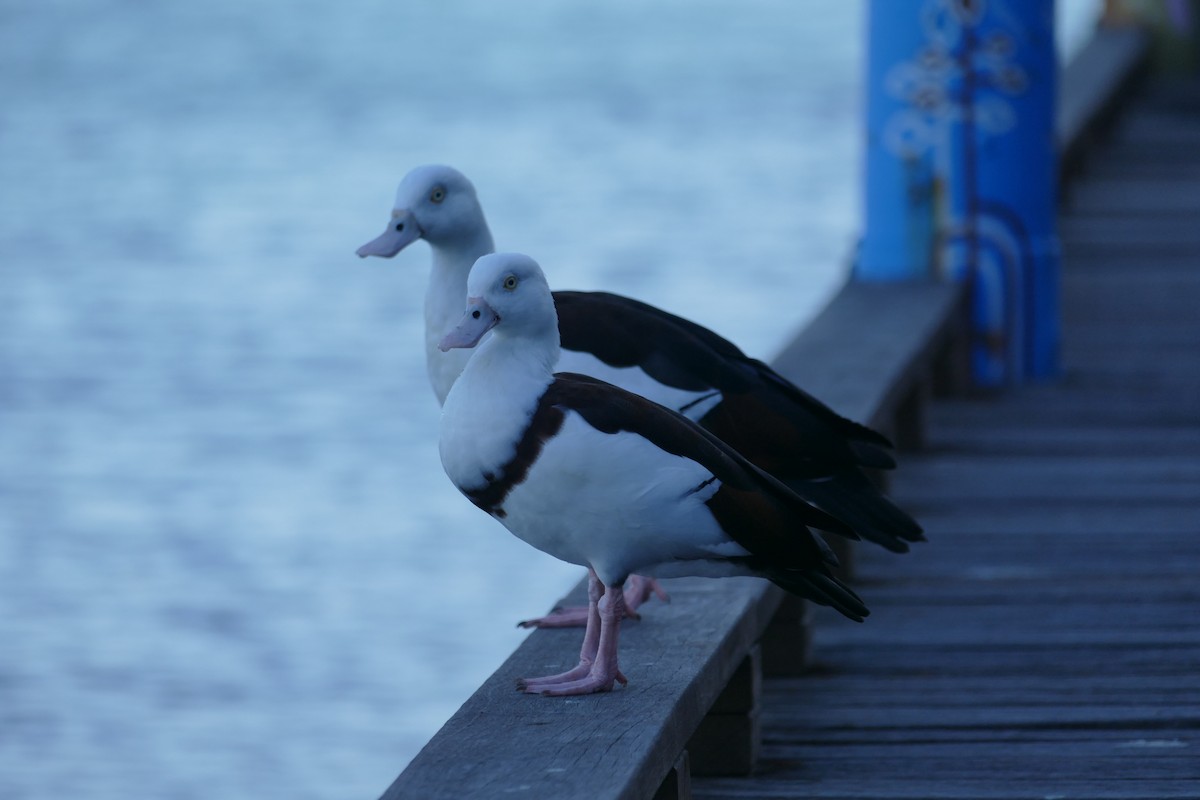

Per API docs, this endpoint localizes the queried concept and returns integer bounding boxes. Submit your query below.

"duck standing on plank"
[358,165,922,625]
[438,253,868,695]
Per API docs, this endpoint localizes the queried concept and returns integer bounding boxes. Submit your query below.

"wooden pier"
[381,28,1199,800]
[693,69,1200,800]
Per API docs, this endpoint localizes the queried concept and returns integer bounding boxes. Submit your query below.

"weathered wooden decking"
[692,76,1200,799]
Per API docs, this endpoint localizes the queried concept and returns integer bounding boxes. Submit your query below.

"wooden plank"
[888,455,1200,503]
[687,647,763,776]
[1057,216,1200,249]
[1057,25,1151,178]
[1112,114,1200,147]
[1065,179,1200,215]
[702,695,1200,799]
[846,530,1200,575]
[696,782,1200,800]
[695,783,1200,800]
[891,504,1199,536]
[652,753,691,800]
[790,640,1199,681]
[760,672,1200,706]
[771,280,967,432]
[702,741,1200,799]
[1061,273,1200,322]
[1083,157,1200,181]
[810,606,1200,648]
[381,577,783,800]
[919,422,1200,457]
[755,702,1200,736]
[898,393,1199,428]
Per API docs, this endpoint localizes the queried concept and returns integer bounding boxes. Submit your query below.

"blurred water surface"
[0,1,1099,798]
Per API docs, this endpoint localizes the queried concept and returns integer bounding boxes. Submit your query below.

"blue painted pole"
[856,0,1060,385]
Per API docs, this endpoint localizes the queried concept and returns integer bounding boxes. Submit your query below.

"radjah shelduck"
[358,165,923,625]
[437,252,868,695]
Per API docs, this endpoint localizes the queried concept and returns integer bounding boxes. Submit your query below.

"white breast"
[439,345,550,493]
[497,411,748,586]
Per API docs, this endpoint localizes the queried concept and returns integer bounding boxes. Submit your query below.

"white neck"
[424,227,496,405]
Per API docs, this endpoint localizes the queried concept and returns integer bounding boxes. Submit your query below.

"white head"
[438,253,558,353]
[356,165,491,258]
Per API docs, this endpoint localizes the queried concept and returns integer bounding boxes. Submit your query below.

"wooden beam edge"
[1058,25,1153,181]
[381,578,783,800]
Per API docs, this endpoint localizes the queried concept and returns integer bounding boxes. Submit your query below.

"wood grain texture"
[771,280,968,435]
[381,577,783,800]
[693,71,1200,800]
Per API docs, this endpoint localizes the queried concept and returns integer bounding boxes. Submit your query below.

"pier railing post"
[857,0,1060,386]
[686,646,762,777]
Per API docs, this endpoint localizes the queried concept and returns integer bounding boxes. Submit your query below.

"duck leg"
[517,572,667,629]
[517,571,604,689]
[518,577,628,695]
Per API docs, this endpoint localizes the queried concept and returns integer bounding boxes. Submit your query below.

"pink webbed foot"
[527,665,628,696]
[623,574,670,614]
[518,580,629,696]
[517,606,590,629]
[517,663,629,695]
[517,573,668,629]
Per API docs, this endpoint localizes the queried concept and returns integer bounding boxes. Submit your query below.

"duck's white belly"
[497,412,746,586]
[439,354,548,492]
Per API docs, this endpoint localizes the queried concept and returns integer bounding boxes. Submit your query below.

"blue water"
[0,2,1100,798]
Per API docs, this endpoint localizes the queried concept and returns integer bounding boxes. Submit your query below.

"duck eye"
[503,275,518,291]
[429,187,446,204]
[394,222,404,232]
